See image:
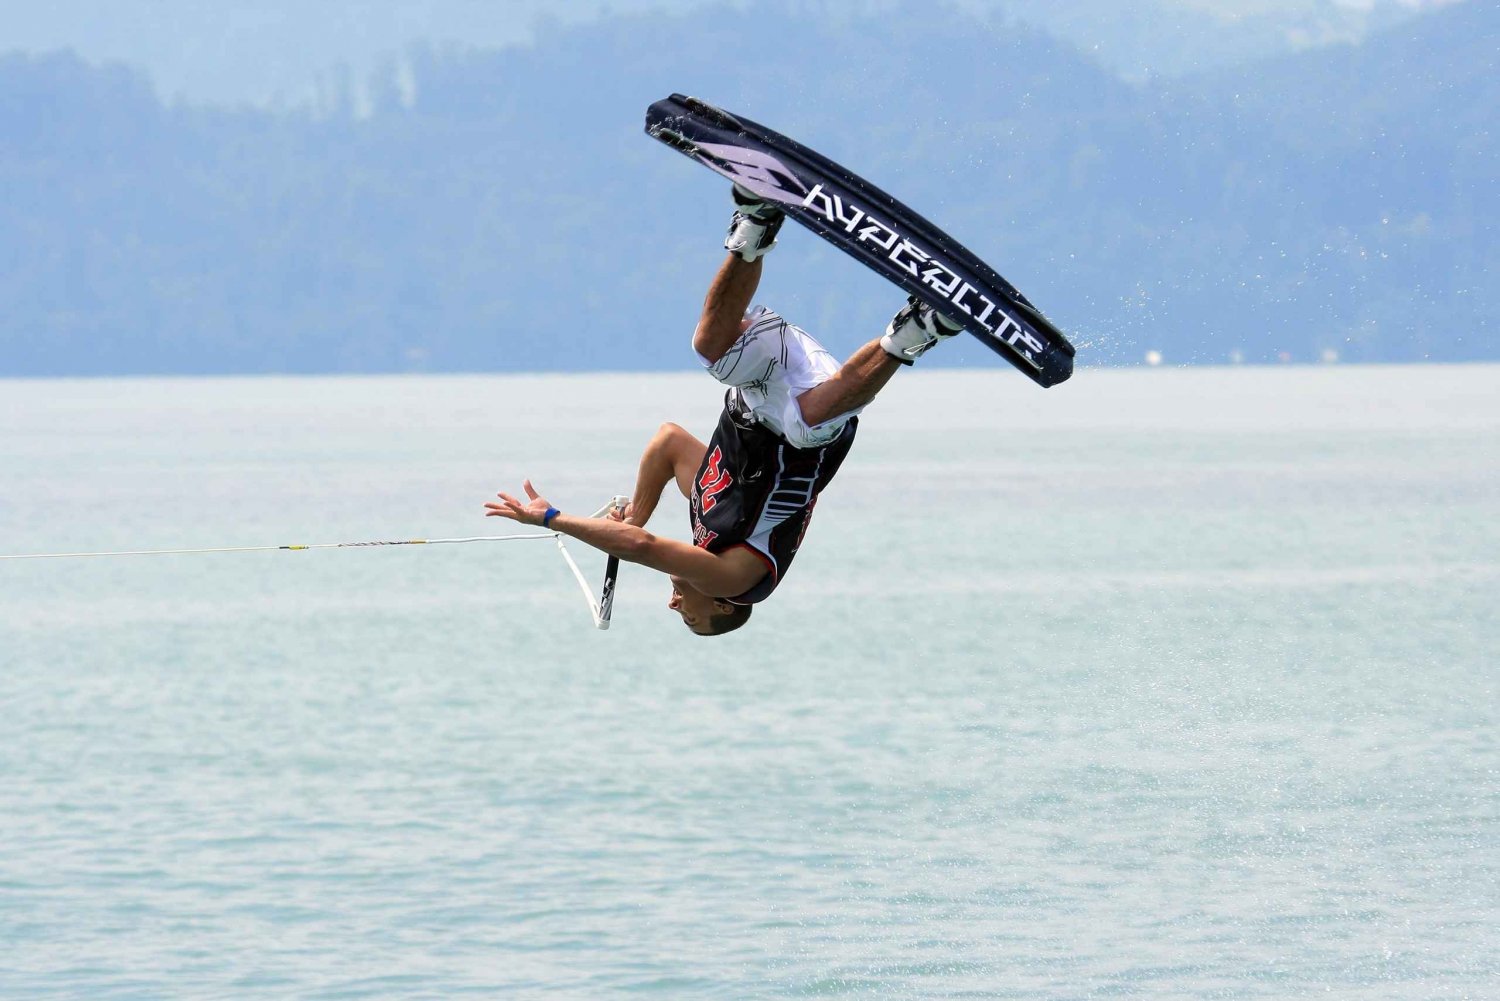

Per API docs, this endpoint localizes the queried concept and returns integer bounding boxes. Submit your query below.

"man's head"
[668,577,753,636]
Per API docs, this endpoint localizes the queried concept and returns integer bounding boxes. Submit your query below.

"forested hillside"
[0,1,1491,376]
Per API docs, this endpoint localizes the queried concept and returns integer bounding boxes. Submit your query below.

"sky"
[1,0,1470,106]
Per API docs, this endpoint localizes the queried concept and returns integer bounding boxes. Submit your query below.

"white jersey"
[698,305,860,449]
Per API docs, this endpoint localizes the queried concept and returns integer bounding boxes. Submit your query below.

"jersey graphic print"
[690,398,856,605]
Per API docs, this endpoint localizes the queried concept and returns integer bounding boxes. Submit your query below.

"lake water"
[1,365,1496,999]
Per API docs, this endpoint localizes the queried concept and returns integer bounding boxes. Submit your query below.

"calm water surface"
[1,366,1496,999]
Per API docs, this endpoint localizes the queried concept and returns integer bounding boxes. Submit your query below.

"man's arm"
[486,480,764,598]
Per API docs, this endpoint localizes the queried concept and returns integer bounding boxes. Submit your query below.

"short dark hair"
[703,602,753,635]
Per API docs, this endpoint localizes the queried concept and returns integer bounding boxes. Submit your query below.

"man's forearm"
[548,510,724,588]
[487,478,733,592]
[551,512,655,563]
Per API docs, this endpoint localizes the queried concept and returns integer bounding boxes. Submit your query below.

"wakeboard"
[645,94,1075,387]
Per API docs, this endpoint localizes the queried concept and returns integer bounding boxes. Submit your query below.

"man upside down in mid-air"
[486,185,962,634]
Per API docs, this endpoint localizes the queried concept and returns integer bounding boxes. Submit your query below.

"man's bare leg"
[619,423,708,527]
[797,298,964,429]
[795,340,904,429]
[693,254,762,365]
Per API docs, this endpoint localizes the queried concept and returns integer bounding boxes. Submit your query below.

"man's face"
[668,576,723,635]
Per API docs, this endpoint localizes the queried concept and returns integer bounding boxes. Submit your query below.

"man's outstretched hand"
[485,480,554,526]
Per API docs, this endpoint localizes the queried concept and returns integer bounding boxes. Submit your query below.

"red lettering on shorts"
[697,446,733,513]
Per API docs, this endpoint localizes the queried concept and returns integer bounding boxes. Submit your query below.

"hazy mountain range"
[0,0,1491,376]
[6,0,1463,106]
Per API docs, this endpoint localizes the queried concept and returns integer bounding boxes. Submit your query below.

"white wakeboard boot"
[724,184,785,262]
[879,295,964,364]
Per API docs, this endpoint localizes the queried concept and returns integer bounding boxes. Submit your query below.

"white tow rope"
[0,496,630,630]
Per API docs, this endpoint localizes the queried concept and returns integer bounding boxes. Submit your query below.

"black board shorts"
[690,391,856,605]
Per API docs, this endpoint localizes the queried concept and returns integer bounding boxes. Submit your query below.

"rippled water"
[2,365,1496,998]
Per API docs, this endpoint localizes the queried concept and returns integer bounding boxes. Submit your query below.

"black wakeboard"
[645,94,1075,388]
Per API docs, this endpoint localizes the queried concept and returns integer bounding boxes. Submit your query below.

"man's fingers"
[487,491,526,520]
[489,484,545,524]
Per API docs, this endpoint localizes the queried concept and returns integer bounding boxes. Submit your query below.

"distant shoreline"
[4,359,1498,384]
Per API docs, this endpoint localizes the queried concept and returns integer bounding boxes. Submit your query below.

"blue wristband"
[542,506,560,528]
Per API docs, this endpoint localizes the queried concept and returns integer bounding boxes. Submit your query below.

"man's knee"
[654,421,707,461]
[694,317,746,366]
[791,399,846,446]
